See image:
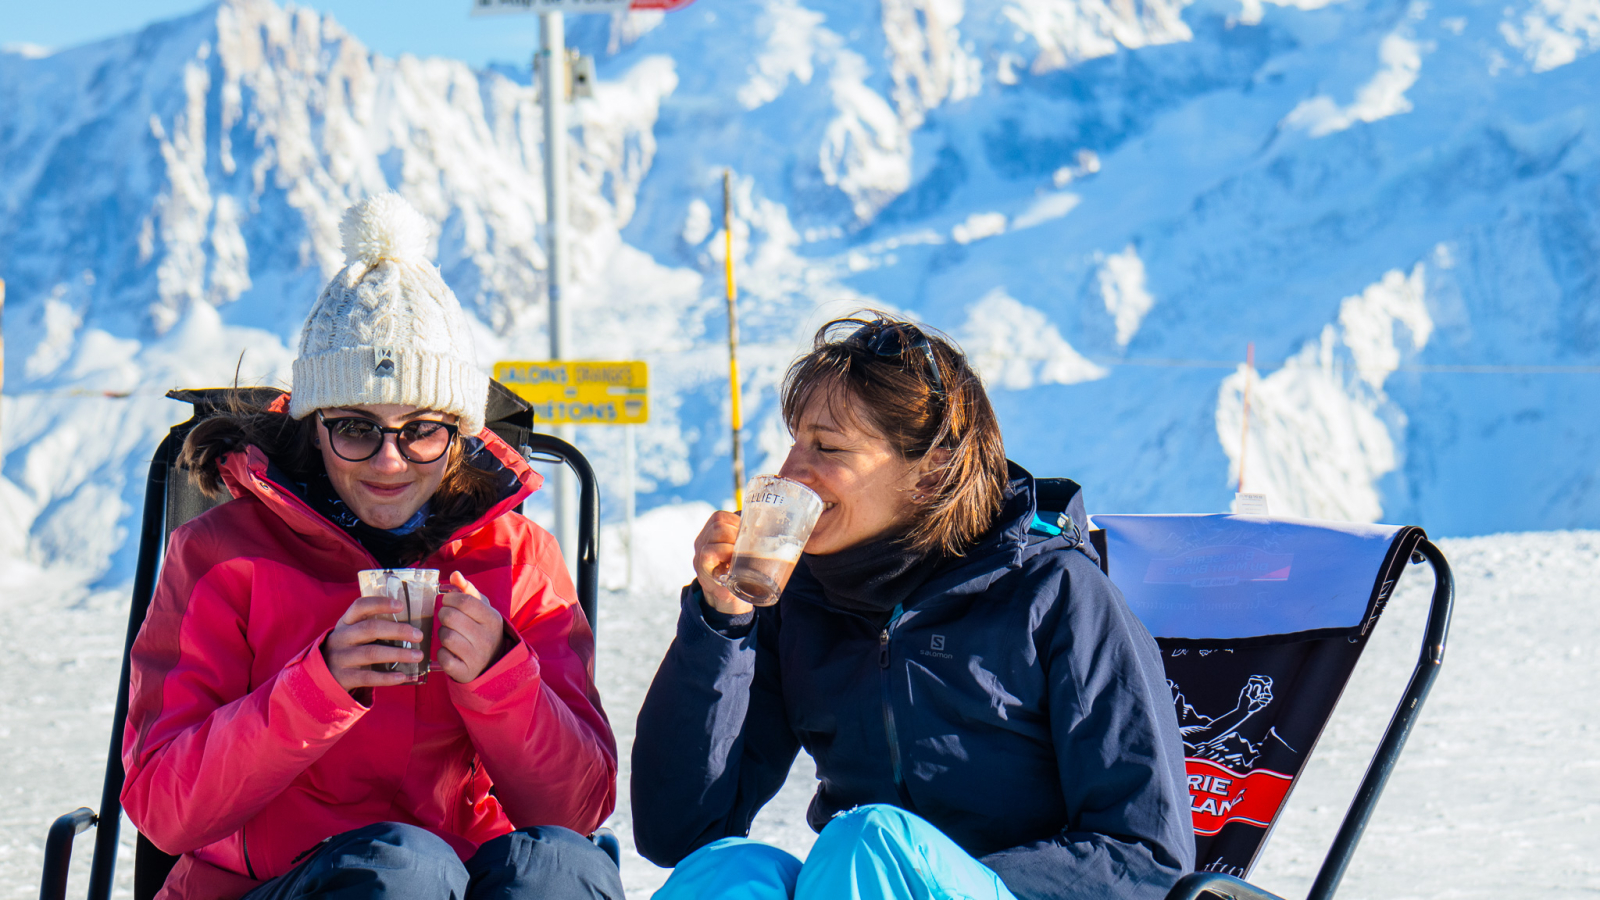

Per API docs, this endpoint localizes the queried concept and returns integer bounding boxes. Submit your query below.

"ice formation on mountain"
[1095,245,1154,348]
[1217,265,1430,521]
[961,289,1108,389]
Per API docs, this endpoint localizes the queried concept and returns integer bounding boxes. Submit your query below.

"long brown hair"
[781,313,1008,557]
[181,392,502,563]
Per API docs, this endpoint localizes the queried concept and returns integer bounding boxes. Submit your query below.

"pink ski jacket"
[121,428,616,900]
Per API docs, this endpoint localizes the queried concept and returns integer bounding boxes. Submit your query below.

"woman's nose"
[368,434,409,472]
[777,448,810,484]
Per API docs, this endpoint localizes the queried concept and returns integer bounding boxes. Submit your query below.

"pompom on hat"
[290,193,489,436]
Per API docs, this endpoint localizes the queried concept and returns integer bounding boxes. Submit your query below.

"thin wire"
[3,360,1597,401]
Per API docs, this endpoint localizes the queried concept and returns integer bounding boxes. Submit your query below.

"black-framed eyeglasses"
[855,320,946,397]
[317,413,459,464]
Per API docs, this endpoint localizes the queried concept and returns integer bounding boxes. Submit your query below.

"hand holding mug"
[435,572,511,683]
[322,594,427,697]
[693,510,750,616]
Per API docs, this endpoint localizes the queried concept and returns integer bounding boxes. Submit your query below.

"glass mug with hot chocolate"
[716,475,825,606]
[357,568,440,683]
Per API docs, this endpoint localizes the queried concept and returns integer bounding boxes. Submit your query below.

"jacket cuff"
[449,635,538,710]
[277,630,368,728]
[690,582,757,638]
[679,583,758,645]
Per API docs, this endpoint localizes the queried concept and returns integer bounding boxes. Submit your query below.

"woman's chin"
[352,502,419,531]
[803,533,842,556]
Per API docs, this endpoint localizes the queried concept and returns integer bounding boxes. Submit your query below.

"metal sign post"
[540,10,579,570]
[472,0,692,578]
[624,424,636,591]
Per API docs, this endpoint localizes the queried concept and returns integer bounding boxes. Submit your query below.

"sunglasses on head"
[853,320,946,398]
[317,413,459,464]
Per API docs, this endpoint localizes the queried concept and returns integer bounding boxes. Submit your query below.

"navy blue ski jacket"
[632,465,1194,900]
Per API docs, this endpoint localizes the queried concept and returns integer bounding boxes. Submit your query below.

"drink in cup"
[357,568,439,684]
[718,476,824,607]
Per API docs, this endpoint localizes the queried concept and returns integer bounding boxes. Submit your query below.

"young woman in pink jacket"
[120,195,620,900]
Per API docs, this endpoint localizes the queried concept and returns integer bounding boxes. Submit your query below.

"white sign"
[470,0,631,14]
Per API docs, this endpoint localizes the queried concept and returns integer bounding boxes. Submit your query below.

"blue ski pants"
[240,821,625,900]
[651,805,1020,900]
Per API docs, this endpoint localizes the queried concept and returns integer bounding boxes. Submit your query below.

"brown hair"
[181,393,501,564]
[780,313,1008,557]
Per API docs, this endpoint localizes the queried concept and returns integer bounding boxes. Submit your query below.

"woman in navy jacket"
[632,314,1194,900]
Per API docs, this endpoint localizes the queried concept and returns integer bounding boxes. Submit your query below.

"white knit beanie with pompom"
[290,193,489,436]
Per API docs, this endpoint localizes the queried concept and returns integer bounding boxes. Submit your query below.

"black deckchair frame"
[1161,538,1455,900]
[41,386,604,900]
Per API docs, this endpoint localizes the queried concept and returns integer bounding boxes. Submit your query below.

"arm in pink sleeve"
[120,527,367,854]
[449,529,617,835]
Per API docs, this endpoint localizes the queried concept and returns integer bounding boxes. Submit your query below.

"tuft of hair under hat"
[340,192,431,266]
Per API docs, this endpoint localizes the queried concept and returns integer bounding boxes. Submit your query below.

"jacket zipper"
[879,626,908,802]
[466,756,481,809]
[241,828,258,880]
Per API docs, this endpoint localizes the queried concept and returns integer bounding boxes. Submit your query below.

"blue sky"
[0,0,571,68]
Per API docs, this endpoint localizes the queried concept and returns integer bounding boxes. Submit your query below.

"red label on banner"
[1145,545,1293,587]
[631,0,695,9]
[1185,758,1294,836]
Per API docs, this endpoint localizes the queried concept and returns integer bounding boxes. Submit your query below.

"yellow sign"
[494,360,649,425]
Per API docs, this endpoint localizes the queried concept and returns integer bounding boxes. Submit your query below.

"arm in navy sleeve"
[980,553,1195,900]
[630,584,803,867]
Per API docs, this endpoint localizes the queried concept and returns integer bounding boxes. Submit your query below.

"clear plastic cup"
[356,568,439,684]
[717,476,824,606]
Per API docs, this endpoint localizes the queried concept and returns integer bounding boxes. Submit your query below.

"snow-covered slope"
[3,0,1599,588]
[5,525,1597,897]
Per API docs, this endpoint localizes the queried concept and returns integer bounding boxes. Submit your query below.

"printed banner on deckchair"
[1160,637,1373,875]
[1093,514,1404,640]
[1185,758,1294,835]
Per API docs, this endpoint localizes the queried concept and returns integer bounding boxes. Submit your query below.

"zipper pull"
[879,629,890,668]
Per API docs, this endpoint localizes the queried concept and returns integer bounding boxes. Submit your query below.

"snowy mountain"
[3,0,1598,586]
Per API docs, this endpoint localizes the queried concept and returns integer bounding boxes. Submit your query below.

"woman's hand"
[322,595,426,697]
[436,572,511,683]
[693,510,751,616]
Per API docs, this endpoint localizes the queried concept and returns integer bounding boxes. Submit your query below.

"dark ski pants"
[240,822,625,900]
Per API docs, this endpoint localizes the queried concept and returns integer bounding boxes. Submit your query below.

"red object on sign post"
[630,0,696,8]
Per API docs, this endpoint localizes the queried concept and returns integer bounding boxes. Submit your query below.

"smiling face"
[777,389,926,556]
[315,404,456,530]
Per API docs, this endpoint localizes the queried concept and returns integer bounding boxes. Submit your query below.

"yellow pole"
[724,171,745,510]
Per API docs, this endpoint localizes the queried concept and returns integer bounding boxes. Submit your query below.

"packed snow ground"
[1,517,1595,898]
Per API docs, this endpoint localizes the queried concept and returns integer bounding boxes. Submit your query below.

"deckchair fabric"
[1090,514,1426,878]
[1094,515,1414,641]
